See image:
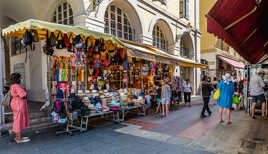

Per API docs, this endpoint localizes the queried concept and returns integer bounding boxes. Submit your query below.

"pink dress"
[10,84,30,133]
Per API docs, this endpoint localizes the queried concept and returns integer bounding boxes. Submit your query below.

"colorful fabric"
[10,84,30,133]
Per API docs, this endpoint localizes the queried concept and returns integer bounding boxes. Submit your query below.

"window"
[180,0,189,19]
[52,1,73,25]
[220,40,224,50]
[153,25,168,51]
[104,5,135,41]
[180,37,190,58]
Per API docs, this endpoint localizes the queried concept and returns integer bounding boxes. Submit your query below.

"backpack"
[1,91,11,107]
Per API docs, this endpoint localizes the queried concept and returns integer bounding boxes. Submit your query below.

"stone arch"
[96,0,145,39]
[177,28,195,59]
[149,16,175,53]
[176,28,195,52]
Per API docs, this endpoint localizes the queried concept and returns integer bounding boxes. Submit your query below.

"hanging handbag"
[213,89,220,100]
[1,91,11,107]
[56,32,66,49]
[32,30,39,42]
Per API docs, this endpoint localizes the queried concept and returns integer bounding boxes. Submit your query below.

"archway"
[180,33,194,59]
[149,18,175,53]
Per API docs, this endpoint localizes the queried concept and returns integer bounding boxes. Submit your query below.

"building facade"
[200,0,246,81]
[1,0,201,102]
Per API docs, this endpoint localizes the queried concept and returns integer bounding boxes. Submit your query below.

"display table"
[112,105,146,123]
[56,111,114,135]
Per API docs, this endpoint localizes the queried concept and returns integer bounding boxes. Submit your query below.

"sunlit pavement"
[1,96,266,154]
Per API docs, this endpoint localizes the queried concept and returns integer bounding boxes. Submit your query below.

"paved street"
[0,97,267,154]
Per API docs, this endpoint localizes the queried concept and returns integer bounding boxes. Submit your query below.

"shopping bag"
[232,95,240,104]
[213,89,220,100]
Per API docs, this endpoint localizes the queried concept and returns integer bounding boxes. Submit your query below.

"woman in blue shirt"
[217,73,234,124]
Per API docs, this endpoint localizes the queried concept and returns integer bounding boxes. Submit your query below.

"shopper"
[249,69,266,119]
[184,79,192,106]
[161,80,171,116]
[145,91,152,113]
[10,73,30,143]
[217,73,234,124]
[233,81,240,111]
[201,76,214,118]
[238,80,244,109]
[155,83,162,114]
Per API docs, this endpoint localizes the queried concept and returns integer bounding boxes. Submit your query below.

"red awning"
[207,0,268,64]
[218,56,245,69]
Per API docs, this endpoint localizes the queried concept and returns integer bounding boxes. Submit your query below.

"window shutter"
[179,0,183,18]
[185,0,189,19]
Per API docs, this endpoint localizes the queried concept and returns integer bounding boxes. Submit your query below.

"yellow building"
[200,0,245,80]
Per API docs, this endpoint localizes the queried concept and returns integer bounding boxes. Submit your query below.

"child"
[145,90,151,111]
[155,83,162,114]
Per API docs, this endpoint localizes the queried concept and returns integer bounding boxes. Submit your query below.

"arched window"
[52,1,74,25]
[180,37,189,58]
[153,25,168,51]
[104,5,135,41]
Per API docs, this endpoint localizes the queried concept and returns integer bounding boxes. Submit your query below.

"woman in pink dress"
[10,73,30,143]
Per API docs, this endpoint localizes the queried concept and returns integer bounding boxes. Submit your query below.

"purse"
[213,89,220,100]
[1,91,11,107]
[232,95,240,104]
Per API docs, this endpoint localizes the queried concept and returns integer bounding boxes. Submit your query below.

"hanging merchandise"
[73,35,83,49]
[56,32,66,49]
[43,31,54,56]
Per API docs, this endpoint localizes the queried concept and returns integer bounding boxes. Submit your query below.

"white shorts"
[161,98,170,104]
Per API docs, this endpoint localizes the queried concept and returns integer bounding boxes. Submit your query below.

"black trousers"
[201,97,211,115]
[184,92,191,103]
[177,91,182,102]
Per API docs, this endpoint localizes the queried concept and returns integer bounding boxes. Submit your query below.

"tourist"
[145,90,152,113]
[161,80,171,116]
[201,76,214,118]
[238,80,244,109]
[10,73,30,143]
[249,69,266,119]
[217,73,234,124]
[184,79,192,106]
[233,81,240,110]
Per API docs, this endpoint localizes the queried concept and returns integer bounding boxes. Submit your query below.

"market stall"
[2,19,207,134]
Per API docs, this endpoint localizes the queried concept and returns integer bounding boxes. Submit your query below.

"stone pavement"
[1,96,267,154]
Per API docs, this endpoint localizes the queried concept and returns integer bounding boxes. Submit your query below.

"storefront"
[216,55,245,79]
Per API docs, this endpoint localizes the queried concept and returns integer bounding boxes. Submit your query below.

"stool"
[248,97,268,117]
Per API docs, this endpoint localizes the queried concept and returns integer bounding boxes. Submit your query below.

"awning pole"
[0,28,4,135]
